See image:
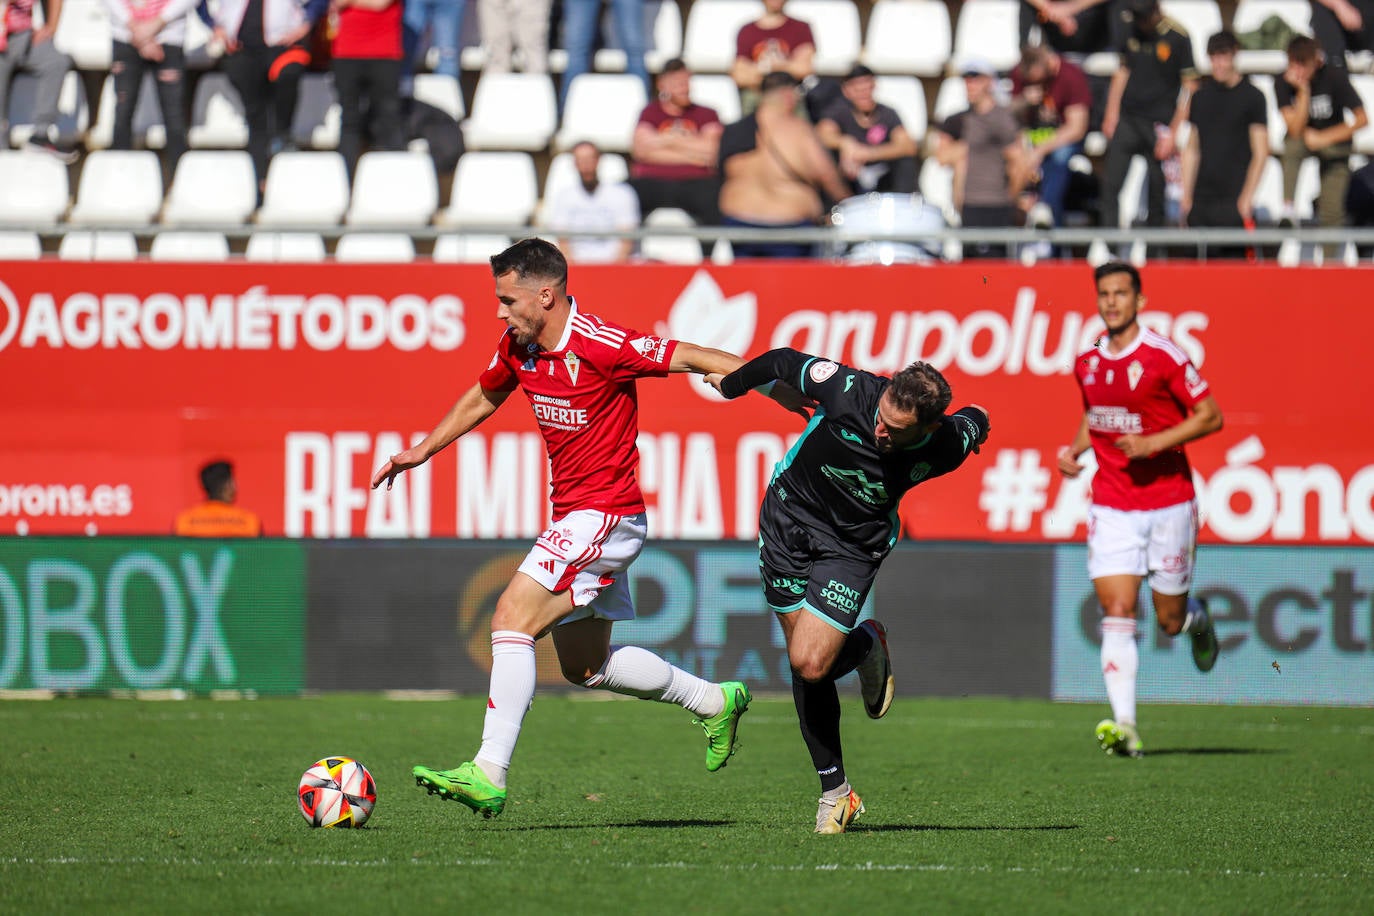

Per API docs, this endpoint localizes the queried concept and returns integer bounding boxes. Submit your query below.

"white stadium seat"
[292,73,341,150]
[953,0,1021,75]
[683,0,762,74]
[556,74,648,153]
[0,150,70,226]
[162,150,258,226]
[1351,75,1374,155]
[188,73,249,148]
[51,0,113,70]
[918,155,956,224]
[244,232,328,262]
[1250,155,1284,223]
[432,234,513,262]
[5,71,89,147]
[68,150,163,226]
[874,75,928,143]
[149,231,231,261]
[335,233,416,262]
[787,0,862,76]
[932,76,968,124]
[462,73,557,151]
[88,74,166,151]
[640,207,702,264]
[864,0,952,78]
[690,74,741,123]
[411,73,465,121]
[1248,75,1286,155]
[345,151,439,227]
[255,152,350,226]
[0,231,42,259]
[440,151,539,227]
[59,231,139,260]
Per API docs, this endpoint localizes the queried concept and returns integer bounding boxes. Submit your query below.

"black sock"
[792,670,846,793]
[827,625,875,680]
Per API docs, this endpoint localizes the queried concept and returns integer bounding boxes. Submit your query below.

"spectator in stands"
[104,0,196,171]
[1310,0,1373,70]
[211,0,328,191]
[1276,34,1368,239]
[560,0,647,109]
[1180,30,1268,254]
[815,64,917,197]
[933,58,1027,258]
[0,0,77,161]
[174,460,263,537]
[481,0,549,75]
[403,0,462,87]
[546,140,640,263]
[1011,44,1090,231]
[629,58,723,246]
[718,71,850,259]
[731,0,814,115]
[332,0,406,180]
[1100,0,1197,230]
[1019,0,1128,57]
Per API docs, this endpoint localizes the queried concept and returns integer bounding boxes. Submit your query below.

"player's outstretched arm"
[675,343,813,420]
[961,404,991,453]
[1057,415,1091,477]
[370,383,510,490]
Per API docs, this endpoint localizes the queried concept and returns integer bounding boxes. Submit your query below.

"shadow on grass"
[508,819,734,831]
[853,824,1081,833]
[1144,747,1281,757]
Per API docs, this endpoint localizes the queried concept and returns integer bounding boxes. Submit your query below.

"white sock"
[1181,597,1210,635]
[475,630,536,787]
[584,645,724,718]
[1100,617,1138,725]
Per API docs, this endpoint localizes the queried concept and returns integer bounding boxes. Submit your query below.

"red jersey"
[478,299,678,517]
[1073,327,1211,511]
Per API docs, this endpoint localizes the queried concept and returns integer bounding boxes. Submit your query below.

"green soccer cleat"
[815,787,865,834]
[856,619,895,719]
[1190,598,1219,673]
[413,761,506,818]
[696,681,752,772]
[1095,719,1144,758]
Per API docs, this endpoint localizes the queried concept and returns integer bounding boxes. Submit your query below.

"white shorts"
[1087,500,1198,596]
[516,509,647,624]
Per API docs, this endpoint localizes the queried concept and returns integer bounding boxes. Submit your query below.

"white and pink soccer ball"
[297,756,377,828]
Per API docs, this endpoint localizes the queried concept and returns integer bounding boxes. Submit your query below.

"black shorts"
[757,490,879,632]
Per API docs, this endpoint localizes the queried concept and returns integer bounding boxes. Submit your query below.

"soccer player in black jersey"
[712,349,990,833]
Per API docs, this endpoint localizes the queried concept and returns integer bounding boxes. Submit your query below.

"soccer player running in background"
[710,352,990,833]
[1056,261,1223,759]
[371,239,808,819]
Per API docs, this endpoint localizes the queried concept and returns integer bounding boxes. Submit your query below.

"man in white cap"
[932,58,1027,257]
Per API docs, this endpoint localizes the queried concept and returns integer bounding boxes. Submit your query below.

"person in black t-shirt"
[1180,31,1269,254]
[1275,34,1369,237]
[1310,0,1374,71]
[1100,0,1198,230]
[815,64,918,196]
[711,351,990,833]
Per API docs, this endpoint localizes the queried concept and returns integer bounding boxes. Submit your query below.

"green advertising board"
[0,538,304,694]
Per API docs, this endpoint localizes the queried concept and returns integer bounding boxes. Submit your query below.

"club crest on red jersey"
[564,351,581,385]
[1127,360,1144,391]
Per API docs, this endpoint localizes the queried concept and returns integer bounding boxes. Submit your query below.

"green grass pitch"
[3,695,1371,914]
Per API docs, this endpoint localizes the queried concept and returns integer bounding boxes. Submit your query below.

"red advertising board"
[1,261,1370,544]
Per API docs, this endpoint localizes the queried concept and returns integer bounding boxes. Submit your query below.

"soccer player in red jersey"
[371,238,807,818]
[1057,261,1224,758]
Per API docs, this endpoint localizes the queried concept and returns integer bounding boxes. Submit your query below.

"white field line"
[1,856,1368,881]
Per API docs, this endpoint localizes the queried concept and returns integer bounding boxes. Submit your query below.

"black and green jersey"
[721,348,988,557]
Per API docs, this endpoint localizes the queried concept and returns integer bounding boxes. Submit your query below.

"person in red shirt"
[371,238,808,819]
[331,0,405,179]
[731,0,814,114]
[1057,262,1223,759]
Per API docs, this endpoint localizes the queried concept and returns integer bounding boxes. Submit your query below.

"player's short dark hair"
[761,71,800,94]
[490,238,568,287]
[200,460,233,499]
[1287,34,1320,64]
[1094,260,1142,294]
[1207,30,1240,56]
[887,362,952,426]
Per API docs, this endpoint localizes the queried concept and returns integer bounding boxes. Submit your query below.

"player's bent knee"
[790,656,833,683]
